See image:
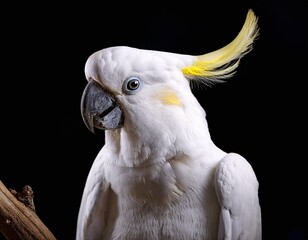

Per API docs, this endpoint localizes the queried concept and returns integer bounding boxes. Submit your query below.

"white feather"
[77,10,261,239]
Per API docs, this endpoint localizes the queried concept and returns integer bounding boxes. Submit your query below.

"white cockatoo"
[77,9,261,240]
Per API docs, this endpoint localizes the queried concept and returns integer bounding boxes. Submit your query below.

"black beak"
[80,79,124,133]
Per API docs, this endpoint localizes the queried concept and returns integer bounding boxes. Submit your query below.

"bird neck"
[104,115,219,168]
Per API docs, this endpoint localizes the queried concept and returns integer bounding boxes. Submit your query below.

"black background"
[1,0,307,239]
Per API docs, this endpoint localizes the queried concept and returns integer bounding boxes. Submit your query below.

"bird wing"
[214,152,262,240]
[76,157,114,240]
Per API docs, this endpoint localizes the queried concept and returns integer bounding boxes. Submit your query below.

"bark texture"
[0,180,56,240]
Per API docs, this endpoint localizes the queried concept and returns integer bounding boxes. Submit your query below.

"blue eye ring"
[122,77,143,95]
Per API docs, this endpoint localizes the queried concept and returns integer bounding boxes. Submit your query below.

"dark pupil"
[128,80,139,90]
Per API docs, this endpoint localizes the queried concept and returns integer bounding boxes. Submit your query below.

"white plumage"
[77,9,261,240]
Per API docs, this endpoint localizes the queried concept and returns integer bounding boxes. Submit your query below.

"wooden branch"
[0,180,57,240]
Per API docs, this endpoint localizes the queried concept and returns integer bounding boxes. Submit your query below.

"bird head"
[80,9,259,152]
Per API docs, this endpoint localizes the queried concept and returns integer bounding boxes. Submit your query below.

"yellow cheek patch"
[160,90,182,106]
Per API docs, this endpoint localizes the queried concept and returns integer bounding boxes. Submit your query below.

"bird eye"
[122,77,142,95]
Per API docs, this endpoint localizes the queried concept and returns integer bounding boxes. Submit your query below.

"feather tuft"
[182,9,259,85]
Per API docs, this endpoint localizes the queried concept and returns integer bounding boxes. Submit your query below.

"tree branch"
[0,180,57,240]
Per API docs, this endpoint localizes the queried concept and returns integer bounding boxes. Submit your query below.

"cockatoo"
[77,9,261,240]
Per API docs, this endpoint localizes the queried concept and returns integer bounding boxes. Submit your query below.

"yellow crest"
[182,9,259,83]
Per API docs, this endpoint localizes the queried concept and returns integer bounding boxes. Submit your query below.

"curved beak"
[80,79,124,133]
